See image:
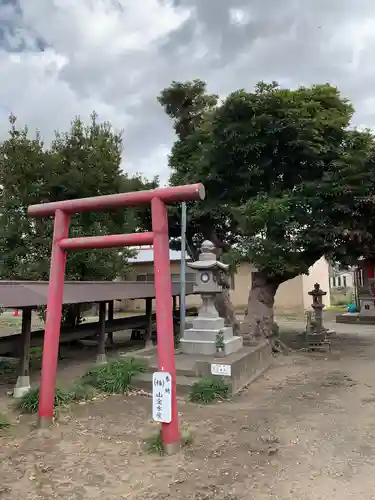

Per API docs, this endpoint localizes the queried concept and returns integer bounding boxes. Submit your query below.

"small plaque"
[211,363,231,377]
[152,372,172,423]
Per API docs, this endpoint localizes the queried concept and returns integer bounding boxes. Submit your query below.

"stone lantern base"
[180,315,243,356]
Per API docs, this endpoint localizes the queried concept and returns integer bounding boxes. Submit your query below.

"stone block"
[182,326,233,343]
[129,341,273,396]
[179,335,243,356]
[13,375,31,398]
[195,341,272,394]
[179,339,217,356]
[191,316,225,330]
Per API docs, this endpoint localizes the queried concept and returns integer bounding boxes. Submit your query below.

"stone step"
[131,372,198,396]
[146,365,196,378]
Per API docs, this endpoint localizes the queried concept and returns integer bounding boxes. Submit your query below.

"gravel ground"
[1,323,375,499]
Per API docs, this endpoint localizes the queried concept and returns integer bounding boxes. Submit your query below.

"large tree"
[158,80,240,332]
[0,113,155,324]
[159,80,375,342]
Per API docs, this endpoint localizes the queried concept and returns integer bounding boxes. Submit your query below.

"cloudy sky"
[1,0,375,183]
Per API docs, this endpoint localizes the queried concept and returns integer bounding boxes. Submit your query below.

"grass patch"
[81,357,147,394]
[0,412,11,431]
[15,383,97,415]
[145,428,193,456]
[145,429,164,455]
[16,386,74,414]
[189,376,229,404]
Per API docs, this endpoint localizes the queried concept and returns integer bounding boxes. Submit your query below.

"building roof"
[127,246,191,264]
[0,280,195,309]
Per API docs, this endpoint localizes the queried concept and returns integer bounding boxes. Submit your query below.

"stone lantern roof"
[308,283,327,297]
[187,240,229,271]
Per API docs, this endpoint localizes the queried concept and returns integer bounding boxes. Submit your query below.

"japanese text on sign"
[211,363,231,377]
[152,372,172,423]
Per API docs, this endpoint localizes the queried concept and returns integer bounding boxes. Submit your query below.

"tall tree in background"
[158,80,240,333]
[159,80,375,343]
[0,113,155,323]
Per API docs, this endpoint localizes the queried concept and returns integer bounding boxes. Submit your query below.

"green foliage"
[16,381,96,415]
[159,79,375,282]
[215,329,225,350]
[0,412,11,430]
[189,376,229,404]
[0,113,154,282]
[144,428,193,455]
[81,358,147,394]
[144,429,165,455]
[16,386,74,414]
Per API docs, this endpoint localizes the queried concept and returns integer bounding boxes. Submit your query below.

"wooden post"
[144,297,153,349]
[107,300,114,345]
[14,307,32,398]
[97,302,107,363]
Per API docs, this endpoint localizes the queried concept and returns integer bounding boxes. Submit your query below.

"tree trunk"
[215,289,240,335]
[244,271,280,348]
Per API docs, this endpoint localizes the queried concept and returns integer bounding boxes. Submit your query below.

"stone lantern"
[308,283,327,334]
[179,240,243,356]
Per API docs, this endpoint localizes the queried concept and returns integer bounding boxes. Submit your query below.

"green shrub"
[81,357,147,394]
[189,376,229,404]
[30,347,43,356]
[16,386,74,414]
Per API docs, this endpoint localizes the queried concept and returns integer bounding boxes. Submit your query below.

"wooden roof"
[0,280,195,309]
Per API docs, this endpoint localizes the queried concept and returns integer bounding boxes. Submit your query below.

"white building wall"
[302,257,331,308]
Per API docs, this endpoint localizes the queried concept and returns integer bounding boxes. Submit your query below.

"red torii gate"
[28,183,205,452]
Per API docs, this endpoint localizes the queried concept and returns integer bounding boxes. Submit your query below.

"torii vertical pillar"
[152,197,179,453]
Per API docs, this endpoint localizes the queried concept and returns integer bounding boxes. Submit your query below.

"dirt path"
[1,328,375,499]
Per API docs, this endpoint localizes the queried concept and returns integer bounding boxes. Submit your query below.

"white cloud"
[1,0,375,181]
[229,8,251,26]
[0,49,129,142]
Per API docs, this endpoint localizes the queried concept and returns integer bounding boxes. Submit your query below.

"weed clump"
[16,386,74,414]
[189,376,229,404]
[144,428,193,455]
[81,358,147,394]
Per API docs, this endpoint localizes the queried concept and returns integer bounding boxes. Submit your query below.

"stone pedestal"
[13,375,31,398]
[180,315,243,356]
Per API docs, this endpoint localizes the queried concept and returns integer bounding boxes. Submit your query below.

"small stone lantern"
[179,240,243,356]
[308,283,327,334]
[189,240,228,317]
